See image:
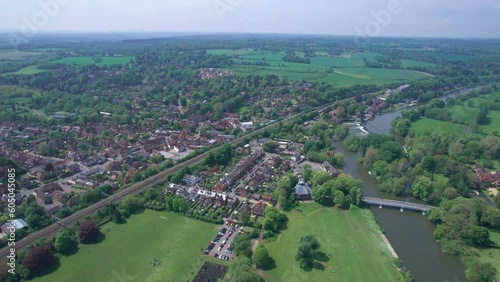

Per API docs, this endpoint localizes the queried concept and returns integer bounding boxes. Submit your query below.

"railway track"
[0,92,370,259]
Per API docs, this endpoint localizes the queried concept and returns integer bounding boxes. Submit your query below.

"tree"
[120,195,143,214]
[238,210,251,226]
[335,124,350,141]
[295,234,321,269]
[227,257,261,282]
[333,190,349,209]
[466,262,497,282]
[204,151,216,166]
[77,221,101,243]
[262,141,278,153]
[412,176,434,202]
[232,234,252,258]
[494,194,500,209]
[467,226,490,246]
[312,170,331,187]
[54,229,76,254]
[363,147,379,169]
[252,245,274,269]
[112,209,123,223]
[21,245,55,274]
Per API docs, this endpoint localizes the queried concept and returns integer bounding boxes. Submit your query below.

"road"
[0,91,372,259]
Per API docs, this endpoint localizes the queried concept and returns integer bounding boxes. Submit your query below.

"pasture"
[35,210,218,282]
[263,203,403,282]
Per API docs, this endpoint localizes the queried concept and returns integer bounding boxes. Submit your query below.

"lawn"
[35,210,218,282]
[49,56,132,66]
[263,203,404,282]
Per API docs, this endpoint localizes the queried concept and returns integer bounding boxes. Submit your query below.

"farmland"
[0,50,44,61]
[49,56,133,66]
[263,203,404,282]
[34,210,218,282]
[212,49,433,86]
[410,91,500,138]
[0,65,48,76]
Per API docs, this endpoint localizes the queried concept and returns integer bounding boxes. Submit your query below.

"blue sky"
[1,0,499,37]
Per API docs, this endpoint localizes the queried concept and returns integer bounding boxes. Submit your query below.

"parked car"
[218,246,222,252]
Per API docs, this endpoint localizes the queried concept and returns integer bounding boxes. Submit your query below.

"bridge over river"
[361,197,436,213]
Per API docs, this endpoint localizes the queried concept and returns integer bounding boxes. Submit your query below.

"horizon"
[1,0,499,39]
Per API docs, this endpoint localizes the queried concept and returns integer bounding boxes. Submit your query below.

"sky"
[1,0,499,38]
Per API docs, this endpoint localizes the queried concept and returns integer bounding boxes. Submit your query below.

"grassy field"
[35,210,218,282]
[474,230,500,277]
[411,91,500,138]
[221,50,432,86]
[0,65,48,76]
[411,118,468,137]
[49,56,132,66]
[263,203,404,282]
[0,50,42,61]
[401,59,436,68]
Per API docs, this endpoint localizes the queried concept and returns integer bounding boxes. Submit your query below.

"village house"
[322,161,339,178]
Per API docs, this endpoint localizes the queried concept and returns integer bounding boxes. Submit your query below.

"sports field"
[49,56,132,66]
[35,210,218,282]
[263,203,403,282]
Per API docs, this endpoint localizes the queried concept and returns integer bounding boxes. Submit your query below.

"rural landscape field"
[263,203,403,282]
[35,210,218,282]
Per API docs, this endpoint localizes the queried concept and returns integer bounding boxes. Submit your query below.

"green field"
[35,210,218,282]
[0,50,42,61]
[49,56,132,66]
[263,203,403,282]
[222,50,431,86]
[411,91,500,138]
[474,230,500,277]
[411,118,468,137]
[0,65,48,76]
[401,59,436,68]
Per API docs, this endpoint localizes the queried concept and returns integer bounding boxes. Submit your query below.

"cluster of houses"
[215,150,264,191]
[165,183,240,211]
[474,164,500,188]
[198,68,235,80]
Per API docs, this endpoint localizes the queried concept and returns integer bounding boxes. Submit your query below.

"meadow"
[49,56,132,66]
[34,210,218,282]
[263,203,404,282]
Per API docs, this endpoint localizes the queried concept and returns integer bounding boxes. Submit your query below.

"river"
[332,87,484,281]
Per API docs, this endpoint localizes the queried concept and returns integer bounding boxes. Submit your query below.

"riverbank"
[381,233,399,258]
[263,203,404,282]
